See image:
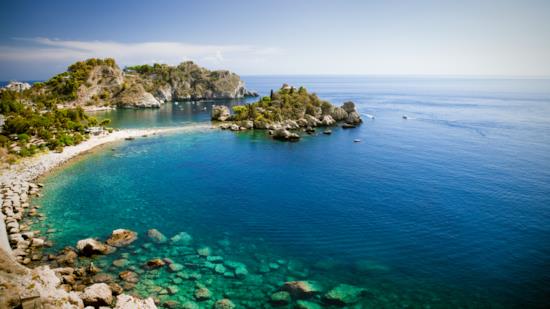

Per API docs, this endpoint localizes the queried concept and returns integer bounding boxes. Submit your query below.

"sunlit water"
[32,76,550,308]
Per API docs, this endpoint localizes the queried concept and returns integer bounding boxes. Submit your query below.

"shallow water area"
[30,76,550,308]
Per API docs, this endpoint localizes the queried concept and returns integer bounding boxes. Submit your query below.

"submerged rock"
[323,284,366,305]
[170,232,192,245]
[145,258,166,269]
[281,281,322,298]
[213,298,236,309]
[147,229,167,243]
[106,229,138,247]
[270,291,291,305]
[81,283,113,307]
[197,246,211,257]
[194,287,212,300]
[295,300,322,309]
[119,270,139,283]
[76,238,115,256]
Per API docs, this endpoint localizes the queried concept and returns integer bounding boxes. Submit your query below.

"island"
[211,84,363,141]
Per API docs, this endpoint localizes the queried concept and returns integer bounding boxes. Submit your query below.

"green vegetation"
[232,86,330,123]
[0,87,106,160]
[41,58,117,102]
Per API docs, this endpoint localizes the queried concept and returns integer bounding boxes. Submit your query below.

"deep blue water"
[33,76,550,308]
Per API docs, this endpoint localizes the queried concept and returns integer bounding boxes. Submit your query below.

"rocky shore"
[0,124,212,308]
[211,85,363,141]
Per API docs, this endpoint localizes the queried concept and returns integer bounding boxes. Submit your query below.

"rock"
[2,81,31,92]
[76,238,115,256]
[211,105,231,121]
[81,283,113,307]
[270,291,291,305]
[323,284,366,305]
[342,123,357,129]
[197,246,211,257]
[346,111,362,125]
[112,259,128,268]
[106,229,138,247]
[119,271,139,283]
[109,283,124,296]
[273,128,300,141]
[147,229,167,243]
[114,294,157,309]
[214,264,226,274]
[206,255,223,263]
[145,258,165,269]
[295,300,322,309]
[323,129,332,135]
[341,101,356,113]
[115,83,161,108]
[93,273,114,283]
[230,124,240,131]
[181,301,200,309]
[167,285,179,295]
[320,115,336,126]
[305,127,315,134]
[168,263,184,272]
[234,266,248,278]
[194,287,211,300]
[281,281,322,298]
[213,299,236,309]
[170,232,192,245]
[31,238,44,247]
[331,107,348,121]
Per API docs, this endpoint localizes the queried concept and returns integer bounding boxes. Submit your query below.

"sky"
[0,0,549,80]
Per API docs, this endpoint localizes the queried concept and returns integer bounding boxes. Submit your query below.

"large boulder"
[106,229,137,247]
[323,284,366,305]
[341,101,357,113]
[272,128,300,142]
[304,114,321,127]
[81,283,113,307]
[76,238,115,256]
[281,281,322,298]
[331,107,348,121]
[147,229,167,243]
[346,111,362,125]
[320,115,336,126]
[211,105,231,121]
[114,294,157,309]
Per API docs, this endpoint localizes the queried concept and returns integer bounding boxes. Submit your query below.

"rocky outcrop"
[1,81,31,92]
[76,238,115,256]
[281,281,322,298]
[114,83,161,108]
[106,229,137,247]
[323,284,366,305]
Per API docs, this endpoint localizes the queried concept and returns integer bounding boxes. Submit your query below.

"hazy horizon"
[1,0,549,80]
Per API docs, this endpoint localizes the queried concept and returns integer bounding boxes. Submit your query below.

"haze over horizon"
[1,0,549,80]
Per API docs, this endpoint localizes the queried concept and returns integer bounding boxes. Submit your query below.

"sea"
[26,76,550,308]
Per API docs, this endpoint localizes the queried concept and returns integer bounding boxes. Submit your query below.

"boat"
[402,115,408,119]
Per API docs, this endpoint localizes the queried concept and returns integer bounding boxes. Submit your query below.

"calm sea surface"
[32,76,550,308]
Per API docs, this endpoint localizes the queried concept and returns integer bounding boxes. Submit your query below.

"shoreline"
[0,123,214,254]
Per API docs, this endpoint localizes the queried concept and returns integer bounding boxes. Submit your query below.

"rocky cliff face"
[37,58,256,109]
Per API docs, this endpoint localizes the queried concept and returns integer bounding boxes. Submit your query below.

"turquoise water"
[33,76,550,308]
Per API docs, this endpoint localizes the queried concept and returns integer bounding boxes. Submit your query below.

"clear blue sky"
[1,0,549,79]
